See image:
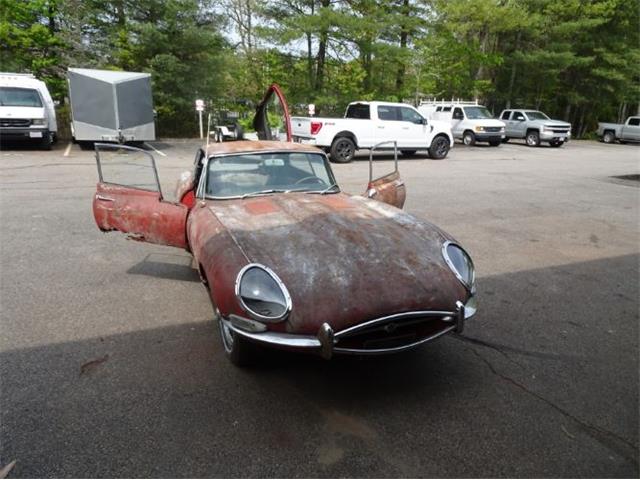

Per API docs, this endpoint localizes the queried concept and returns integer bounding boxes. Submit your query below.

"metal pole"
[199,110,203,139]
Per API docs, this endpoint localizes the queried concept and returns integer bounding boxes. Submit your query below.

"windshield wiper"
[241,189,289,199]
[305,183,339,195]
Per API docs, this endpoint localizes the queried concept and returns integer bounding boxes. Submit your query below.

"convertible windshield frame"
[197,150,340,201]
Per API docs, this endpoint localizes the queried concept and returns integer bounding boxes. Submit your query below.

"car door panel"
[92,143,189,249]
[253,83,292,142]
[94,183,188,248]
[366,171,406,209]
[363,140,406,209]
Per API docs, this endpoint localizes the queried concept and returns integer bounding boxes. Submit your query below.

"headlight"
[31,118,45,126]
[474,126,485,132]
[500,127,505,132]
[235,264,291,322]
[442,241,475,291]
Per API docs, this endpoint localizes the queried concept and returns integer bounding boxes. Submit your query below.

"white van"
[0,73,57,149]
[418,100,505,146]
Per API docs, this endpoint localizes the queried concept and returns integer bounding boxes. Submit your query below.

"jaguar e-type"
[91,85,477,365]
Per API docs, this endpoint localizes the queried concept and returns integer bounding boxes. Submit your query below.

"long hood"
[207,193,467,334]
[0,106,45,119]
[532,119,571,129]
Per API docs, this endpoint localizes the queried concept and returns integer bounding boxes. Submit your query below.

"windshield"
[204,152,338,199]
[464,106,493,119]
[0,87,42,107]
[524,110,550,120]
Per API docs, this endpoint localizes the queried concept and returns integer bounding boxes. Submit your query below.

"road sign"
[195,99,205,112]
[308,103,315,116]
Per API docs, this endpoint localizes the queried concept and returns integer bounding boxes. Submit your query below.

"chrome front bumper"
[221,298,476,359]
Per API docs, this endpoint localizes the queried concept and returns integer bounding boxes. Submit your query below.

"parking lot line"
[63,142,73,157]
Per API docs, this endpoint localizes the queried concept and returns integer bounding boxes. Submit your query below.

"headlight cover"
[235,264,291,322]
[31,118,46,126]
[442,241,475,291]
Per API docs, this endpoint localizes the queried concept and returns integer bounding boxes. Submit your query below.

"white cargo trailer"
[68,68,155,143]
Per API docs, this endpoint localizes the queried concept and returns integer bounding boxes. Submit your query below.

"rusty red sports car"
[91,85,477,365]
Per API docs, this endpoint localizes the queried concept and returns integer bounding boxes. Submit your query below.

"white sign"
[308,103,315,116]
[195,99,205,111]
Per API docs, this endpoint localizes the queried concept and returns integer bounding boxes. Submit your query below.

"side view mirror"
[421,118,428,125]
[518,118,525,122]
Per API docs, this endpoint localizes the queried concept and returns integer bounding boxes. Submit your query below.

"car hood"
[208,193,468,334]
[0,106,45,119]
[475,119,505,127]
[530,119,571,128]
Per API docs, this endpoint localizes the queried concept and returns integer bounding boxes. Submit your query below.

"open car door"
[364,141,406,209]
[253,83,292,142]
[93,143,188,249]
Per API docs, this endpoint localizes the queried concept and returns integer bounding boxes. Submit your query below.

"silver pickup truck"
[598,116,640,144]
[499,109,571,147]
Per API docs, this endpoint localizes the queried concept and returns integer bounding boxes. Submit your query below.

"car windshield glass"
[0,87,42,107]
[525,111,550,120]
[464,106,493,119]
[205,152,338,199]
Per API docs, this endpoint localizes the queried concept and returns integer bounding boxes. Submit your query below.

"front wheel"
[330,137,356,163]
[526,130,540,147]
[489,140,501,147]
[219,318,255,367]
[428,135,450,159]
[549,140,563,148]
[462,131,476,146]
[40,132,52,150]
[502,137,509,143]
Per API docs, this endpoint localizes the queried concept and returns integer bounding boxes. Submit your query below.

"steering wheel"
[294,176,326,185]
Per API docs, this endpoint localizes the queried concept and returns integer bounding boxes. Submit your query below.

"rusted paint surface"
[188,192,468,335]
[367,171,406,209]
[174,170,195,207]
[93,183,188,249]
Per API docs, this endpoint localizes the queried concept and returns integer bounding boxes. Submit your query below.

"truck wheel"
[462,131,476,146]
[602,131,616,144]
[401,150,417,156]
[502,137,509,143]
[549,140,563,148]
[428,135,450,159]
[489,140,501,147]
[40,133,52,150]
[330,137,356,163]
[526,130,540,147]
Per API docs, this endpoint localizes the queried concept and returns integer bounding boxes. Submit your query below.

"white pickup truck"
[597,116,640,144]
[291,101,453,163]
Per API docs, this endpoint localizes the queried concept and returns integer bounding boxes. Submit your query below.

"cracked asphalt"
[0,138,638,477]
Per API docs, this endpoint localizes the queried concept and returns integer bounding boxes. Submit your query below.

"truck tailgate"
[291,116,312,138]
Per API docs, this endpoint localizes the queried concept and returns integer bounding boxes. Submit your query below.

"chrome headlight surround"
[442,241,475,293]
[235,263,292,322]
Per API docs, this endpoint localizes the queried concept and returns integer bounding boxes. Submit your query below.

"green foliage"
[2,0,637,137]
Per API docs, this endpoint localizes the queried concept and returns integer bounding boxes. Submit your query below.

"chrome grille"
[0,118,31,128]
[485,127,502,133]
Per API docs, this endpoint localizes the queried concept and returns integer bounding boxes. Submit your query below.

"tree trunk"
[505,31,521,108]
[314,0,330,92]
[395,0,410,92]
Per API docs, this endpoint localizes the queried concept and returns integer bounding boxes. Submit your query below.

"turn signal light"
[310,121,323,135]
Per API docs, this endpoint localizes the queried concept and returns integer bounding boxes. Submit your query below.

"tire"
[489,140,501,147]
[40,133,52,150]
[401,150,417,156]
[549,140,563,148]
[502,137,509,143]
[602,131,616,144]
[428,135,450,159]
[462,131,476,146]
[526,130,540,147]
[219,317,255,367]
[330,137,356,163]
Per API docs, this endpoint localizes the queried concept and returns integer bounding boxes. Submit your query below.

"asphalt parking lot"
[0,138,638,477]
